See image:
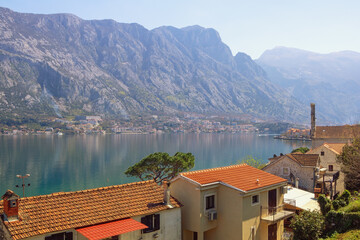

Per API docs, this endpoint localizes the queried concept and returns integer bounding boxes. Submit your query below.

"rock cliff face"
[257,47,360,124]
[0,8,307,122]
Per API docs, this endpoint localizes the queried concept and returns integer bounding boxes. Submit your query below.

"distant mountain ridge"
[0,8,307,122]
[256,47,360,124]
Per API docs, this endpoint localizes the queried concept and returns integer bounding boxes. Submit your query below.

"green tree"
[238,155,266,169]
[337,138,360,191]
[291,147,310,154]
[125,152,195,185]
[290,210,324,240]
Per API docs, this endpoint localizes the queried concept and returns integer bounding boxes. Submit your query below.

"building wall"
[208,184,243,240]
[264,157,316,192]
[310,146,345,194]
[170,178,202,234]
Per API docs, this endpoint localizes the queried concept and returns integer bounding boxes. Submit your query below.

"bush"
[325,210,360,234]
[290,210,324,240]
[318,194,332,215]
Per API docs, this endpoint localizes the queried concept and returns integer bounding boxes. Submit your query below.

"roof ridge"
[21,180,155,200]
[181,163,248,175]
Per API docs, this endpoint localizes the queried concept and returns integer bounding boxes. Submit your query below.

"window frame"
[282,167,290,176]
[204,193,216,211]
[141,214,160,233]
[251,194,260,206]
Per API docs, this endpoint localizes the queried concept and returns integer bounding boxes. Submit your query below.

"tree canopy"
[125,152,195,185]
[337,138,360,191]
[291,147,310,154]
[290,210,324,240]
[238,155,266,169]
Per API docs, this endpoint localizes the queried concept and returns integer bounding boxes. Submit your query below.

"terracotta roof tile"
[287,153,319,167]
[314,125,360,139]
[0,181,180,240]
[180,164,286,192]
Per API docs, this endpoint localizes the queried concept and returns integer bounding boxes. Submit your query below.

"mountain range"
[256,47,360,124]
[1,8,360,125]
[0,7,307,123]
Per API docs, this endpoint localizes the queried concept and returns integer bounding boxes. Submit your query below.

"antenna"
[16,174,31,197]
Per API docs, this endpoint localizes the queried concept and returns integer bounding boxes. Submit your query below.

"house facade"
[263,153,320,192]
[0,181,181,240]
[170,164,293,240]
[307,143,345,194]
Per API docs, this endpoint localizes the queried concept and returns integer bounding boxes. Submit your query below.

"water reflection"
[0,134,310,196]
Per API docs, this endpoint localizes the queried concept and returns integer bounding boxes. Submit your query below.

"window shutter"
[154,214,160,230]
[141,216,151,233]
[65,232,73,240]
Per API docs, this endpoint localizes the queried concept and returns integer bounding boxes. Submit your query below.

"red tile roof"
[314,125,360,139]
[0,181,181,240]
[76,218,147,240]
[180,164,286,192]
[287,153,319,167]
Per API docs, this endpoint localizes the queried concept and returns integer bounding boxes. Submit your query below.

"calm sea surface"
[0,133,311,197]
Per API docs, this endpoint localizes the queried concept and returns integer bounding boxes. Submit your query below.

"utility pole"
[16,174,30,197]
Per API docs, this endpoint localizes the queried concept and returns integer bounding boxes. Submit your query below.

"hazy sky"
[1,0,359,59]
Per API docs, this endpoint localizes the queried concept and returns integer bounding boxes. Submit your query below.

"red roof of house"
[76,218,147,240]
[0,181,181,240]
[180,164,286,192]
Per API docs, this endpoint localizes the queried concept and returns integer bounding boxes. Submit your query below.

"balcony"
[260,205,294,223]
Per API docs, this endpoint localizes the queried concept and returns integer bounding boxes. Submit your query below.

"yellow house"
[170,164,294,240]
[0,181,181,240]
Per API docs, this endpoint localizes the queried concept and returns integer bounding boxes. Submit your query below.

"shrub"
[318,194,332,215]
[290,210,324,240]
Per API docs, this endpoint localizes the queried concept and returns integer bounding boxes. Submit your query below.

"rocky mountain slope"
[0,8,307,122]
[256,47,360,124]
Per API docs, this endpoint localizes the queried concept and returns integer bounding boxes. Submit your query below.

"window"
[282,167,289,176]
[205,195,215,210]
[251,195,259,205]
[328,165,334,171]
[321,151,325,156]
[45,232,73,240]
[9,200,17,208]
[193,232,198,240]
[103,237,118,240]
[141,214,160,233]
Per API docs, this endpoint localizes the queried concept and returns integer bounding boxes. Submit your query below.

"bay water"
[0,133,310,197]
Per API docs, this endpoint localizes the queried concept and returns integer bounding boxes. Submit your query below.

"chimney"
[295,178,299,188]
[2,190,20,222]
[163,181,172,208]
[310,103,316,139]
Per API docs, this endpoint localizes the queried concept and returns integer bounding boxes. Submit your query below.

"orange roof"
[314,125,360,139]
[179,164,286,192]
[77,218,147,240]
[287,153,319,167]
[0,181,181,240]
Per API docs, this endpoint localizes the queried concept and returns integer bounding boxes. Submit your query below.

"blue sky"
[1,0,359,59]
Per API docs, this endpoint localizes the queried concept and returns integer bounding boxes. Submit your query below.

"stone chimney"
[163,181,172,208]
[2,190,20,222]
[310,103,316,139]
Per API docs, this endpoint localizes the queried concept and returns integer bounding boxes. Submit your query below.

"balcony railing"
[260,204,294,222]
